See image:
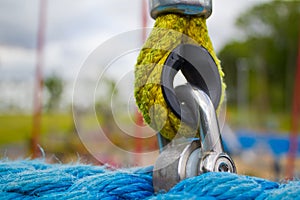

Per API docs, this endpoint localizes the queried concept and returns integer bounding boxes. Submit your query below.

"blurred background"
[0,0,299,181]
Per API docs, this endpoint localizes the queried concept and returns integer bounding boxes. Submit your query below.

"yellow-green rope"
[134,14,225,140]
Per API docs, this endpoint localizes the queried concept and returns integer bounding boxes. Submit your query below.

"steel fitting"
[153,86,236,192]
[149,0,212,19]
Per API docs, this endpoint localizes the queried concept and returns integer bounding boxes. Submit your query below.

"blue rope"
[0,160,299,199]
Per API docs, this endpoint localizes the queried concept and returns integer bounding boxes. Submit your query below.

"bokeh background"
[0,0,299,181]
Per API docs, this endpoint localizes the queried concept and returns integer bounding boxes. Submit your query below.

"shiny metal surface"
[149,0,212,19]
[199,152,236,174]
[178,140,200,180]
[191,87,223,153]
[191,86,236,174]
[153,86,236,192]
[153,139,201,192]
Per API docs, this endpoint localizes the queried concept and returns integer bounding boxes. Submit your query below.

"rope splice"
[135,0,235,192]
[134,1,226,140]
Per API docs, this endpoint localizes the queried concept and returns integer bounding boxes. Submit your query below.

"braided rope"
[134,14,226,140]
[0,160,299,199]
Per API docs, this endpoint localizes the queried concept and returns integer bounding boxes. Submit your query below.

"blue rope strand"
[0,160,299,199]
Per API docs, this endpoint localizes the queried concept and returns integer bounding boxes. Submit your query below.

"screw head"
[218,162,229,172]
[215,156,236,173]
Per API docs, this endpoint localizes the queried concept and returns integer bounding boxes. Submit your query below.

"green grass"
[0,113,73,145]
[226,107,294,133]
[0,109,295,147]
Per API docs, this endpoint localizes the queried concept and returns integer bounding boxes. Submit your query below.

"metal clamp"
[149,0,212,19]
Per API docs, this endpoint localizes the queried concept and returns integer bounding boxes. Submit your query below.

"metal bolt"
[218,162,229,172]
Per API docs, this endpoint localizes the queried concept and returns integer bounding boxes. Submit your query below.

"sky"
[0,0,271,80]
[0,0,270,110]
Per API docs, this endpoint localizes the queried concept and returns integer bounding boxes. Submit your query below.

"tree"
[219,0,300,113]
[95,77,118,129]
[44,74,64,112]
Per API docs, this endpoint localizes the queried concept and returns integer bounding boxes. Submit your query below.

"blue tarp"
[234,130,300,157]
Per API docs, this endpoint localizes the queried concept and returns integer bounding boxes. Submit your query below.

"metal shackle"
[149,0,212,19]
[191,87,236,174]
[153,85,236,192]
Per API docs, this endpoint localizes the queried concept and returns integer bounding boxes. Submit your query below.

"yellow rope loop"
[135,14,225,140]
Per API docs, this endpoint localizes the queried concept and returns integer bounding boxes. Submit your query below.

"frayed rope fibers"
[0,160,299,200]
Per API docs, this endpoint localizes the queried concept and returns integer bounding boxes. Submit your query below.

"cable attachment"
[149,0,212,19]
[153,44,236,192]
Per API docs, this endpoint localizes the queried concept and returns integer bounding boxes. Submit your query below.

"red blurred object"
[31,0,47,158]
[286,31,300,180]
[134,0,148,165]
